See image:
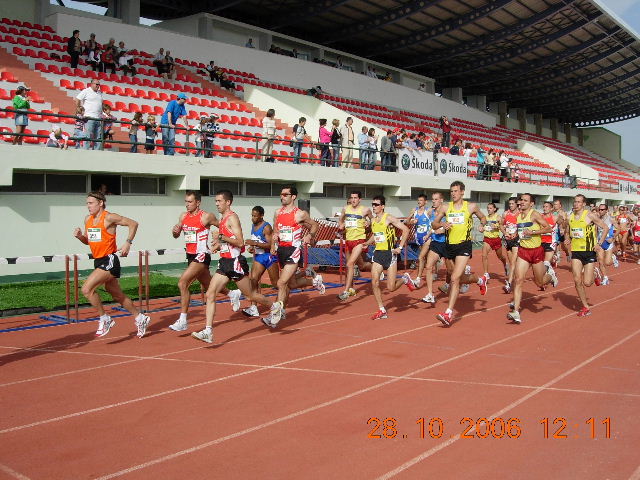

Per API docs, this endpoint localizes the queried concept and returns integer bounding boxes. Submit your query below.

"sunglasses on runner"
[371,203,381,207]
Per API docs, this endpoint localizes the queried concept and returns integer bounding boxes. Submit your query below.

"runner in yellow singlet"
[431,181,487,327]
[481,203,507,281]
[364,195,412,320]
[565,194,607,317]
[337,190,372,301]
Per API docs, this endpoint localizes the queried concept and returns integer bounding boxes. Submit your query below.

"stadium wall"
[581,127,622,162]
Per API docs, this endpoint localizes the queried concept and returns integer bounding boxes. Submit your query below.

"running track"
[1,257,639,480]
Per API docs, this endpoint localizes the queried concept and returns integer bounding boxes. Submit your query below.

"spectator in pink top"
[318,118,332,167]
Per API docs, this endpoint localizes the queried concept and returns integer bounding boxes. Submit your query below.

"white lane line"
[0,463,31,480]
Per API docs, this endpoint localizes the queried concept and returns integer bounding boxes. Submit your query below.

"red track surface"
[1,257,639,480]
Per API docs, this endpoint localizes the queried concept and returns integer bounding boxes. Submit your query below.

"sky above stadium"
[53,0,639,165]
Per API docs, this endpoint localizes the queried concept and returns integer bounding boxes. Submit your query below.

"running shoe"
[191,328,213,343]
[436,311,453,327]
[371,309,388,320]
[503,281,511,294]
[577,307,591,317]
[637,259,640,265]
[546,264,559,288]
[313,274,325,294]
[379,272,385,281]
[168,319,188,331]
[460,284,470,293]
[409,261,417,270]
[432,273,439,281]
[242,305,260,317]
[422,293,435,304]
[413,277,422,288]
[602,276,610,286]
[484,272,490,280]
[551,255,558,269]
[438,283,450,294]
[228,289,242,312]
[594,267,602,286]
[305,265,317,277]
[612,254,619,268]
[261,315,275,328]
[402,272,417,291]
[464,265,471,275]
[95,316,115,337]
[269,301,283,326]
[135,314,151,338]
[353,265,361,279]
[507,310,521,324]
[337,288,356,301]
[478,276,488,295]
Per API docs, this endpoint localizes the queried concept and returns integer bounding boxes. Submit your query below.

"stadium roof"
[84,0,640,125]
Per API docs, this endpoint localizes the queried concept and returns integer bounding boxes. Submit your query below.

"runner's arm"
[246,224,272,250]
[530,211,551,235]
[471,203,487,231]
[337,207,346,231]
[171,212,186,238]
[271,211,279,254]
[589,213,608,247]
[388,215,409,254]
[430,205,449,230]
[106,212,138,257]
[219,213,244,248]
[73,217,89,244]
[298,210,318,246]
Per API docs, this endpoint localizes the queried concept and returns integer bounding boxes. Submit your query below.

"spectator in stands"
[245,38,255,48]
[116,41,127,56]
[88,45,102,72]
[449,139,462,155]
[101,46,117,75]
[98,183,110,195]
[415,132,425,150]
[104,38,116,51]
[380,130,394,172]
[475,144,486,180]
[511,160,520,183]
[292,49,299,58]
[73,105,88,149]
[75,79,103,150]
[383,72,392,82]
[161,93,188,156]
[11,85,30,145]
[84,33,98,56]
[46,127,69,149]
[486,149,496,181]
[432,135,442,157]
[366,66,376,78]
[367,128,379,169]
[153,48,165,76]
[292,117,306,165]
[564,165,571,187]
[219,71,235,91]
[258,108,277,162]
[499,151,509,182]
[117,48,136,77]
[144,114,158,154]
[194,116,207,157]
[463,142,473,164]
[330,119,342,167]
[206,61,218,82]
[336,56,344,69]
[358,126,369,169]
[164,51,176,79]
[340,117,355,168]
[66,29,82,69]
[102,104,115,142]
[203,114,220,159]
[318,118,332,167]
[306,86,323,98]
[440,116,451,147]
[418,83,426,92]
[404,133,417,149]
[129,111,143,153]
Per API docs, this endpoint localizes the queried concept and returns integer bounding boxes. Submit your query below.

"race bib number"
[345,218,358,229]
[87,228,102,242]
[183,231,196,243]
[571,228,584,239]
[484,224,494,232]
[619,217,628,224]
[374,231,386,244]
[517,227,531,240]
[506,225,517,235]
[219,242,230,253]
[447,212,465,225]
[279,226,293,242]
[417,224,429,234]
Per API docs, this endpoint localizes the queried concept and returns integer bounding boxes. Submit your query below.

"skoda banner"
[617,180,639,196]
[398,149,468,178]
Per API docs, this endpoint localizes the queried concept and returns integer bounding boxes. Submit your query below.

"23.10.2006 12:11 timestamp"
[367,417,613,440]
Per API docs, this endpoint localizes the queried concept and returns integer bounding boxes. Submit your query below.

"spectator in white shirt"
[258,109,277,162]
[75,79,103,150]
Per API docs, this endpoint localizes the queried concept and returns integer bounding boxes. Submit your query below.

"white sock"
[379,306,386,312]
[135,312,144,321]
[100,314,110,321]
[179,313,187,322]
[445,308,452,315]
[477,278,483,285]
[543,261,551,267]
[204,326,212,334]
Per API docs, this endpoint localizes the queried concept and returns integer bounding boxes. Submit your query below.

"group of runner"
[75,183,639,339]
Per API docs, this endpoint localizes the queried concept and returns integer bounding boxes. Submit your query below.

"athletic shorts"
[558,234,565,243]
[415,233,430,247]
[445,241,472,260]
[94,253,121,278]
[345,239,366,253]
[429,240,447,258]
[216,256,249,280]
[277,246,303,268]
[484,237,502,251]
[186,252,211,266]
[541,242,556,253]
[517,246,544,265]
[255,252,278,269]
[571,251,597,265]
[504,238,520,251]
[372,250,396,270]
[601,240,614,251]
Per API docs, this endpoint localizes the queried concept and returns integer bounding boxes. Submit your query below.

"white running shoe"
[169,319,188,331]
[484,272,490,280]
[313,274,325,294]
[464,265,471,275]
[503,281,511,294]
[228,289,242,312]
[460,283,470,294]
[413,277,422,288]
[422,293,435,304]
[612,254,619,268]
[95,316,115,337]
[546,264,559,288]
[270,301,283,326]
[191,328,213,343]
[135,314,151,338]
[602,276,610,286]
[305,265,317,277]
[242,305,260,317]
[507,310,521,324]
[353,265,361,279]
[438,283,450,294]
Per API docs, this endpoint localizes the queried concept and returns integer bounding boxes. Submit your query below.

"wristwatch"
[126,239,133,244]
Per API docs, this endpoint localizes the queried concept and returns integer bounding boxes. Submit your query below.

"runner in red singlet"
[73,191,151,338]
[541,201,559,267]
[501,197,519,293]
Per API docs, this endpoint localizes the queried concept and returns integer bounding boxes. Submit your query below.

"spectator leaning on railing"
[292,117,306,165]
[358,126,369,168]
[340,117,355,168]
[318,118,332,167]
[380,130,393,172]
[160,93,188,156]
[258,109,277,162]
[12,85,30,146]
[75,78,103,150]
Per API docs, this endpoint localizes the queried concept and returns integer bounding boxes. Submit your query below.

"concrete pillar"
[564,123,572,143]
[36,0,50,26]
[534,114,543,136]
[550,118,559,140]
[577,128,584,146]
[198,16,213,40]
[517,108,526,131]
[495,101,508,127]
[107,0,140,25]
[425,80,435,95]
[257,33,272,51]
[467,95,487,111]
[442,87,463,103]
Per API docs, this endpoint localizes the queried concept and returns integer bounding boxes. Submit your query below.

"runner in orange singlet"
[73,191,151,338]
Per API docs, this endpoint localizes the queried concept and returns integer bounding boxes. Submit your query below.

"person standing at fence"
[12,85,30,145]
[367,195,414,320]
[292,117,306,165]
[431,181,488,327]
[318,118,332,166]
[340,117,355,168]
[262,186,325,328]
[330,119,342,167]
[258,108,277,162]
[168,191,241,332]
[440,116,452,147]
[75,79,103,150]
[357,126,369,169]
[73,191,151,338]
[160,93,188,156]
[337,191,373,301]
